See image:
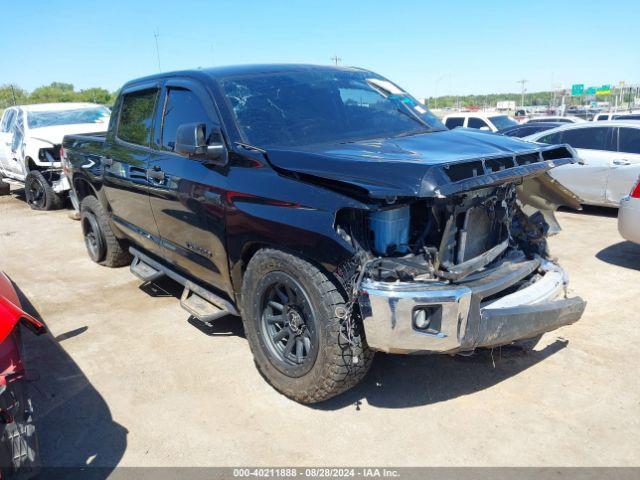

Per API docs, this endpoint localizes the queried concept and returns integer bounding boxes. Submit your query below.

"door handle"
[147,166,165,182]
[612,159,632,166]
[102,156,113,167]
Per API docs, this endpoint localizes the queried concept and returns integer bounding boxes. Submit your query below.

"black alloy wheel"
[260,272,319,376]
[81,211,106,263]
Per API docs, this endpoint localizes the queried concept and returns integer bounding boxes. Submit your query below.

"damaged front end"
[333,147,586,355]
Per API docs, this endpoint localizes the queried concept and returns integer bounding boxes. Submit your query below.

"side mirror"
[175,123,227,165]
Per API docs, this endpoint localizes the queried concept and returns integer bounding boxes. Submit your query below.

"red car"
[0,272,45,477]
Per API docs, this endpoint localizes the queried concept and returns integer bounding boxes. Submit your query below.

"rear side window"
[445,117,464,129]
[161,88,211,152]
[118,89,158,146]
[467,117,490,129]
[619,128,640,154]
[614,114,640,121]
[1,109,16,132]
[595,114,609,121]
[562,127,613,151]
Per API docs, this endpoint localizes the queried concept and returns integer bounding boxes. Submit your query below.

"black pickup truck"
[63,64,585,403]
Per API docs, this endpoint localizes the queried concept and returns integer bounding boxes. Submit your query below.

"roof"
[17,103,104,112]
[442,112,511,119]
[123,64,371,88]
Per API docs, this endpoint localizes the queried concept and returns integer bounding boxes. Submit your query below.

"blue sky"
[2,0,639,97]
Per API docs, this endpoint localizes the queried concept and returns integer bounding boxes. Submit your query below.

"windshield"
[27,106,111,129]
[489,115,518,130]
[219,69,445,148]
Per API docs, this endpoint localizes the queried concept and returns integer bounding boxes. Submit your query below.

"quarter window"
[118,89,158,146]
[561,127,613,151]
[161,88,211,152]
[619,128,640,154]
[445,117,464,129]
[467,118,490,129]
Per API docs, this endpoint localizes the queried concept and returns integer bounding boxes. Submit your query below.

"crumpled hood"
[266,128,564,198]
[28,123,109,145]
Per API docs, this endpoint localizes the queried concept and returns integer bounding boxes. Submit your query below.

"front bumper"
[618,195,640,245]
[359,252,585,354]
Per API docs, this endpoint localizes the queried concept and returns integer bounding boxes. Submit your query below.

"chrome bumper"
[359,253,585,354]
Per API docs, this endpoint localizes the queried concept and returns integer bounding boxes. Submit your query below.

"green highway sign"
[571,84,584,96]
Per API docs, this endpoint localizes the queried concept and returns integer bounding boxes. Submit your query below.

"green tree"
[0,84,29,109]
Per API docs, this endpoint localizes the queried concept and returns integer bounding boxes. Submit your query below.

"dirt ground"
[0,186,639,471]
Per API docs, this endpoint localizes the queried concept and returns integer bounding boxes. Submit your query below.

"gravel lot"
[0,186,639,471]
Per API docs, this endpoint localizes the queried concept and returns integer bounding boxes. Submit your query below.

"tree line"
[0,82,117,110]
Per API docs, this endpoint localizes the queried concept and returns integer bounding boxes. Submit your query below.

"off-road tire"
[241,249,374,403]
[0,178,9,196]
[24,170,63,210]
[80,195,131,267]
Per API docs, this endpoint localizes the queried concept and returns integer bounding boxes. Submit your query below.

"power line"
[154,28,162,72]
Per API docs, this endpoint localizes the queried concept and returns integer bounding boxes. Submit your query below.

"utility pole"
[517,79,528,108]
[10,85,17,106]
[330,54,342,66]
[154,29,162,72]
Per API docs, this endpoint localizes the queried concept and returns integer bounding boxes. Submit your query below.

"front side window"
[619,128,640,154]
[537,132,563,144]
[467,117,490,129]
[161,88,211,152]
[562,127,612,151]
[488,115,518,130]
[118,89,158,146]
[445,117,464,129]
[219,69,445,148]
[26,107,110,129]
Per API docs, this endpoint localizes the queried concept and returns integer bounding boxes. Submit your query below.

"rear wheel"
[24,171,63,210]
[80,195,131,267]
[241,249,374,403]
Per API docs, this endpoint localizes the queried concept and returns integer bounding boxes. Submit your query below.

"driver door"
[0,108,17,174]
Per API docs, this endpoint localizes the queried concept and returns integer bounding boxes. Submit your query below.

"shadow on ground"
[596,241,640,271]
[559,204,618,218]
[12,280,127,479]
[140,277,245,338]
[315,339,568,410]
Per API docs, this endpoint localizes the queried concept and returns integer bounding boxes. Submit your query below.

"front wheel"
[24,171,63,210]
[241,249,374,403]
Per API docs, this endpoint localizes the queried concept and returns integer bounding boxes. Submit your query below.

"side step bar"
[129,247,239,322]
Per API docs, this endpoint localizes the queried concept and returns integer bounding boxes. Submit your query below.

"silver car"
[524,121,640,207]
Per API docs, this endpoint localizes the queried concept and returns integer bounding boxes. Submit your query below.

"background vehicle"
[523,115,585,124]
[525,121,640,206]
[498,122,562,138]
[442,112,518,131]
[0,271,46,477]
[593,111,640,121]
[0,103,110,210]
[64,65,584,403]
[618,176,640,244]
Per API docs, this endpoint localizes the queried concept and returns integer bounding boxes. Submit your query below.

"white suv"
[441,112,518,132]
[0,103,110,210]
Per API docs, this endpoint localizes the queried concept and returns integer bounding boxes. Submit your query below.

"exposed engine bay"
[336,175,573,286]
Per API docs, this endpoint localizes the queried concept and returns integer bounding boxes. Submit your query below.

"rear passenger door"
[542,126,615,205]
[605,127,640,204]
[147,79,232,295]
[102,84,162,254]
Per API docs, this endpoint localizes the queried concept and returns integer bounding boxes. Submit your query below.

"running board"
[129,247,239,322]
